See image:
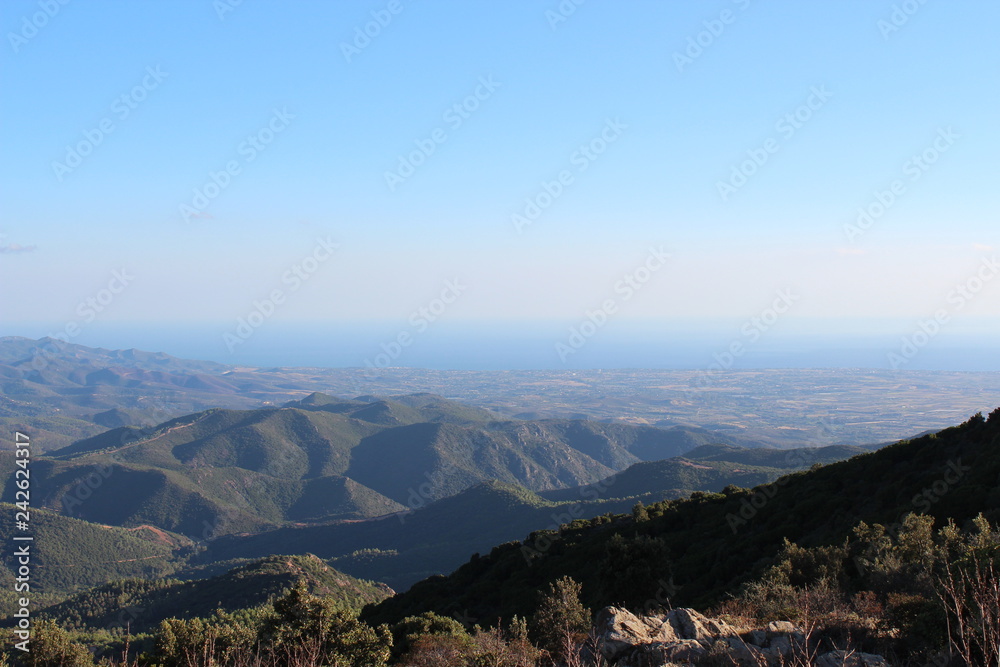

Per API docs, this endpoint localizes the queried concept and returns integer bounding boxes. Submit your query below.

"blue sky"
[1,0,998,369]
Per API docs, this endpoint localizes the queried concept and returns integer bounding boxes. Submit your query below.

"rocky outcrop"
[594,606,888,666]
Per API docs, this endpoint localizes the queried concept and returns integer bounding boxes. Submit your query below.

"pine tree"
[531,576,591,662]
[18,619,93,667]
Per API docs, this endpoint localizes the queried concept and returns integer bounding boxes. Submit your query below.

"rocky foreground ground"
[595,606,889,666]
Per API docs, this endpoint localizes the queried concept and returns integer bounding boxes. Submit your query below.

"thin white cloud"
[0,242,37,253]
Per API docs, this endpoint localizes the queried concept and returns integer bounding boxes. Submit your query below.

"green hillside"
[539,443,869,501]
[0,337,289,452]
[8,394,767,542]
[287,391,503,425]
[199,480,650,591]
[539,458,781,501]
[13,405,409,535]
[681,442,869,466]
[535,420,770,464]
[38,554,392,633]
[2,395,875,602]
[364,409,1000,626]
[345,421,617,505]
[0,504,185,613]
[386,392,505,423]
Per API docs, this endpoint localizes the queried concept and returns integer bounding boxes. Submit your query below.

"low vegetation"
[6,519,999,665]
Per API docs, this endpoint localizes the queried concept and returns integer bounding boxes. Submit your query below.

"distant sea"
[9,320,999,372]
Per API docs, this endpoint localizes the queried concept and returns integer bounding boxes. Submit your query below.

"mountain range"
[1,399,869,601]
[13,391,778,540]
[364,410,1000,626]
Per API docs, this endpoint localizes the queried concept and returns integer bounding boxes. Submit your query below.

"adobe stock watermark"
[726,481,785,535]
[673,0,753,73]
[28,268,135,371]
[887,255,998,369]
[8,0,71,54]
[384,76,501,192]
[105,603,146,636]
[179,108,294,222]
[222,237,339,352]
[844,126,958,242]
[716,85,833,202]
[60,463,114,517]
[521,473,617,564]
[192,514,227,549]
[545,0,585,30]
[854,459,969,578]
[689,288,799,394]
[398,462,460,524]
[341,0,410,63]
[555,246,669,363]
[51,66,168,182]
[911,459,970,515]
[213,0,244,21]
[725,446,825,534]
[878,0,930,40]
[640,574,682,615]
[363,278,467,369]
[810,415,846,447]
[511,117,627,233]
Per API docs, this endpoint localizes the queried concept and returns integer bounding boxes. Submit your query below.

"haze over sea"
[7,321,998,372]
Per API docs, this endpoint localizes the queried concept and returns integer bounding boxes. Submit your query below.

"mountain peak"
[298,391,341,406]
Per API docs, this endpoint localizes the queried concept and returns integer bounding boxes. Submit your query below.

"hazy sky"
[1,1,998,367]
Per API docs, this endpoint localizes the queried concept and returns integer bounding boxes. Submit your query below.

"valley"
[2,338,998,666]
